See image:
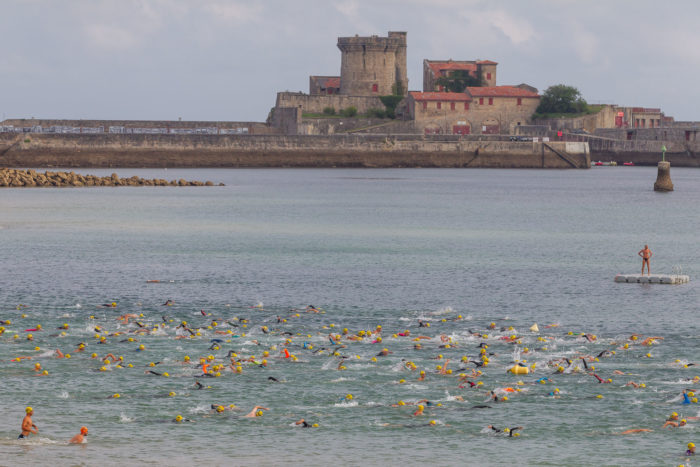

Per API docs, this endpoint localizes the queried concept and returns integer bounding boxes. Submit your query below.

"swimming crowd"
[1,300,697,463]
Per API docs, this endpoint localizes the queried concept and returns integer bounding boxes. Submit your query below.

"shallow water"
[0,167,698,466]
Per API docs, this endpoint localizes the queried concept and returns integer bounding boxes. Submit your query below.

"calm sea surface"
[0,167,699,466]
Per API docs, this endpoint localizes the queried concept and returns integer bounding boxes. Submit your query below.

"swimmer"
[687,442,695,455]
[55,349,64,358]
[144,370,162,376]
[682,390,693,405]
[268,376,283,383]
[662,419,687,428]
[617,428,653,435]
[19,407,38,439]
[69,426,88,444]
[118,314,138,323]
[244,406,269,418]
[376,348,393,357]
[295,418,313,428]
[162,300,174,306]
[413,405,425,416]
[638,244,652,275]
[640,336,663,346]
[591,373,611,384]
[438,359,451,375]
[487,425,523,437]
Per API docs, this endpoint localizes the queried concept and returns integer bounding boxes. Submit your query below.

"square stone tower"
[337,31,408,96]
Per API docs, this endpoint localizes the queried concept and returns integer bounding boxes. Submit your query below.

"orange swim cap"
[80,426,88,435]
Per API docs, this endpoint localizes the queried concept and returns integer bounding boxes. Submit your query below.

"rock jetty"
[0,168,221,188]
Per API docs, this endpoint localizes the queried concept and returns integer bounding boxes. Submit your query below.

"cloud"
[332,0,377,35]
[482,9,536,45]
[569,23,599,64]
[203,1,263,23]
[84,24,139,50]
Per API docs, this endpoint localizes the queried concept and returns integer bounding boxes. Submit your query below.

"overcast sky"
[1,0,698,122]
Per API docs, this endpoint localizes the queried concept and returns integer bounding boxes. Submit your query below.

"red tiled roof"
[311,76,341,88]
[428,62,477,77]
[466,86,538,98]
[476,60,498,65]
[409,91,472,102]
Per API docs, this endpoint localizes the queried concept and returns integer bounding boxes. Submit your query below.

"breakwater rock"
[0,168,221,188]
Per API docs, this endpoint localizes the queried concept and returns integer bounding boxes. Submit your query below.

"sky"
[1,0,698,122]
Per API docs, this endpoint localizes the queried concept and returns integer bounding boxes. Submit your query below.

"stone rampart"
[1,118,275,134]
[0,133,589,169]
[275,92,385,115]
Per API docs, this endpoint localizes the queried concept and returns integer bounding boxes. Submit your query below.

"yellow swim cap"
[346,394,353,400]
[596,394,603,399]
[163,372,170,377]
[398,400,405,406]
[255,410,263,417]
[139,345,145,350]
[113,393,120,398]
[175,415,183,422]
[672,412,678,417]
[169,392,176,397]
[184,356,190,362]
[312,423,319,427]
[42,370,48,375]
[429,420,436,425]
[689,442,695,448]
[216,405,224,413]
[25,406,33,414]
[399,379,405,384]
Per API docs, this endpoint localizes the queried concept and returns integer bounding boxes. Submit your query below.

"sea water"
[0,167,698,466]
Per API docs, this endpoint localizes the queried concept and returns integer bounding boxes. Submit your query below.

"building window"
[488,97,493,105]
[422,101,427,110]
[479,98,484,105]
[464,102,469,110]
[450,102,455,110]
[437,102,442,109]
[487,72,492,80]
[372,83,378,93]
[517,97,522,106]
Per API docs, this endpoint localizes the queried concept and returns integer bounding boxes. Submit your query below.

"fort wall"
[275,92,386,115]
[0,133,590,169]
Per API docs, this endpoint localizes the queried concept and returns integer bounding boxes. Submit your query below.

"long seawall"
[0,133,590,169]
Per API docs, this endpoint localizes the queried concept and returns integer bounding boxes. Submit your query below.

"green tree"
[536,84,588,114]
[341,106,358,117]
[435,70,483,93]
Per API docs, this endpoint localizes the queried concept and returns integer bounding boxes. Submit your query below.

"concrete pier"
[614,273,689,284]
[654,161,674,191]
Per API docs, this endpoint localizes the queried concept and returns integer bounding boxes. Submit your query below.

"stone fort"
[272,31,542,136]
